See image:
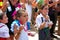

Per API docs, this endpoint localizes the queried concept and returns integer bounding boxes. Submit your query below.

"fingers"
[39,22,46,30]
[19,25,24,31]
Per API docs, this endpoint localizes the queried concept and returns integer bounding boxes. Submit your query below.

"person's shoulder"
[11,20,17,25]
[36,13,43,18]
[12,20,17,23]
[0,23,6,27]
[11,20,20,26]
[0,23,8,29]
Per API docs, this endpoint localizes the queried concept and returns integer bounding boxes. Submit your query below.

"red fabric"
[0,0,2,2]
[0,38,6,40]
[0,6,2,8]
[0,0,3,8]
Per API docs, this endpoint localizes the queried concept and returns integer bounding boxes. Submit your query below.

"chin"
[6,21,8,23]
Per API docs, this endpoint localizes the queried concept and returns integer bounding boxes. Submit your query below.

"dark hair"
[16,9,25,17]
[40,4,48,9]
[0,12,5,19]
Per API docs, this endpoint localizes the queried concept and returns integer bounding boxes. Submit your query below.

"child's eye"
[23,15,26,17]
[23,15,28,17]
[44,8,48,10]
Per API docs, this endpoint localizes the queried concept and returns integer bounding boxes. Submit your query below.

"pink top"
[12,3,21,17]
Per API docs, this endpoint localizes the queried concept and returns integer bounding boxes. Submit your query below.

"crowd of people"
[0,0,60,40]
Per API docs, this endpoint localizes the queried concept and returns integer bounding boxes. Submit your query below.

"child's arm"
[1,0,8,12]
[14,24,24,40]
[48,21,53,29]
[39,22,46,30]
[14,24,19,40]
[45,15,53,29]
[48,1,58,7]
[36,16,46,30]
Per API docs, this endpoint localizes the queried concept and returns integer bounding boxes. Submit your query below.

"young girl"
[36,5,53,40]
[11,9,29,40]
[0,12,10,40]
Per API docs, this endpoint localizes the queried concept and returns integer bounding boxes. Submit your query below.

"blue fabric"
[39,27,51,40]
[10,20,30,32]
[10,20,20,32]
[27,22,31,30]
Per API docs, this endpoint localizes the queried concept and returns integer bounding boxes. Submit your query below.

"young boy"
[36,5,53,40]
[0,12,10,40]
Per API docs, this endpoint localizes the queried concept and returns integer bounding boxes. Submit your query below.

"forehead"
[44,5,48,8]
[43,5,49,9]
[22,12,28,15]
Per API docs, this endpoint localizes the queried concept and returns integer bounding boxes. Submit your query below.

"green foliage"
[38,0,44,9]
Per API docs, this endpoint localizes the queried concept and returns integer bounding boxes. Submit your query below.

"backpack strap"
[41,17,43,23]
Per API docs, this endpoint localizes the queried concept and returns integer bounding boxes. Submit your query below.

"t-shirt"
[18,24,28,40]
[0,23,10,38]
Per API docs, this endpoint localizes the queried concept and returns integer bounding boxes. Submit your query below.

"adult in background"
[56,0,60,35]
[48,0,58,38]
[6,0,20,40]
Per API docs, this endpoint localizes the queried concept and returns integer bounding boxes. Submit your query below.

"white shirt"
[0,23,10,38]
[36,13,51,28]
[25,3,32,22]
[18,23,29,40]
[11,20,28,40]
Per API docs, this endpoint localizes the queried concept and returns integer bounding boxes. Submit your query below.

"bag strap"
[41,17,43,23]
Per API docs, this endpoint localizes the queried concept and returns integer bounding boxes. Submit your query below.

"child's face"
[0,14,8,23]
[42,6,49,15]
[19,12,28,24]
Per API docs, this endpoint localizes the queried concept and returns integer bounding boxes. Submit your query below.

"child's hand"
[48,21,53,29]
[1,0,8,12]
[19,25,24,31]
[39,22,46,30]
[45,15,49,21]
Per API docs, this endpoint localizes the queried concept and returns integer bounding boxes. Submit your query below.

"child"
[36,5,53,40]
[0,12,10,40]
[11,9,29,40]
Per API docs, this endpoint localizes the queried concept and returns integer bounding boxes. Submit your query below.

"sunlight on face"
[43,5,49,15]
[19,12,28,24]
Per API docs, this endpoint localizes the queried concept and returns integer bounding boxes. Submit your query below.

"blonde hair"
[16,9,26,17]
